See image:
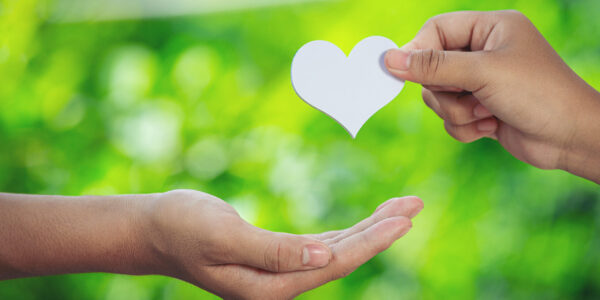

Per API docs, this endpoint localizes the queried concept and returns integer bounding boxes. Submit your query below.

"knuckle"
[411,50,426,76]
[412,49,442,82]
[500,9,530,25]
[504,9,525,18]
[421,17,437,30]
[424,13,445,27]
[264,239,283,272]
[422,49,435,72]
[466,51,492,91]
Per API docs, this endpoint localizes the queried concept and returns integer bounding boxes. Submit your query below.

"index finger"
[402,10,496,51]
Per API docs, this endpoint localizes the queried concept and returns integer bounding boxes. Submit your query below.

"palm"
[186,197,423,299]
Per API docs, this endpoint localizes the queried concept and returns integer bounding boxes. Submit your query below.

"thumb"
[231,227,331,272]
[385,48,488,92]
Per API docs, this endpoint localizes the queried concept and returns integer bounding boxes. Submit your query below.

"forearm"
[561,89,600,184]
[0,193,160,279]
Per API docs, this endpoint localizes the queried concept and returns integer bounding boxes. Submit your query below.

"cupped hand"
[385,10,600,182]
[142,189,423,299]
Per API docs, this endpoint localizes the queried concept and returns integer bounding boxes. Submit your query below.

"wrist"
[129,192,180,277]
[559,90,600,183]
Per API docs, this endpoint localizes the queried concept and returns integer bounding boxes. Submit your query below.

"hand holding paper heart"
[291,36,405,138]
[384,10,600,184]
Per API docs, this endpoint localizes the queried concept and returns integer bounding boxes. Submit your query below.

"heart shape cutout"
[291,36,405,138]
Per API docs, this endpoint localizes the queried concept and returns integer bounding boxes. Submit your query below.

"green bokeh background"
[1,0,599,299]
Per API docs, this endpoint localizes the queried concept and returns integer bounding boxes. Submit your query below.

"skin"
[7,9,600,299]
[385,10,600,184]
[0,190,423,299]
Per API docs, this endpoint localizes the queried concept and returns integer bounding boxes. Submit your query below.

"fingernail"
[302,244,330,267]
[476,119,497,132]
[385,49,411,71]
[473,104,492,118]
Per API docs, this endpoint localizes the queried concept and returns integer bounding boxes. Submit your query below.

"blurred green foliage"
[1,0,600,299]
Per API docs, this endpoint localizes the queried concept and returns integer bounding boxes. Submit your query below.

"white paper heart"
[291,36,405,138]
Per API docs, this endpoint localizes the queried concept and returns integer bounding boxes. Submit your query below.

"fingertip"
[375,196,424,218]
[407,196,424,218]
[394,216,413,234]
[384,49,392,68]
[398,195,422,205]
[395,196,424,218]
[375,216,413,239]
[375,196,413,212]
[393,217,413,240]
[385,49,411,72]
